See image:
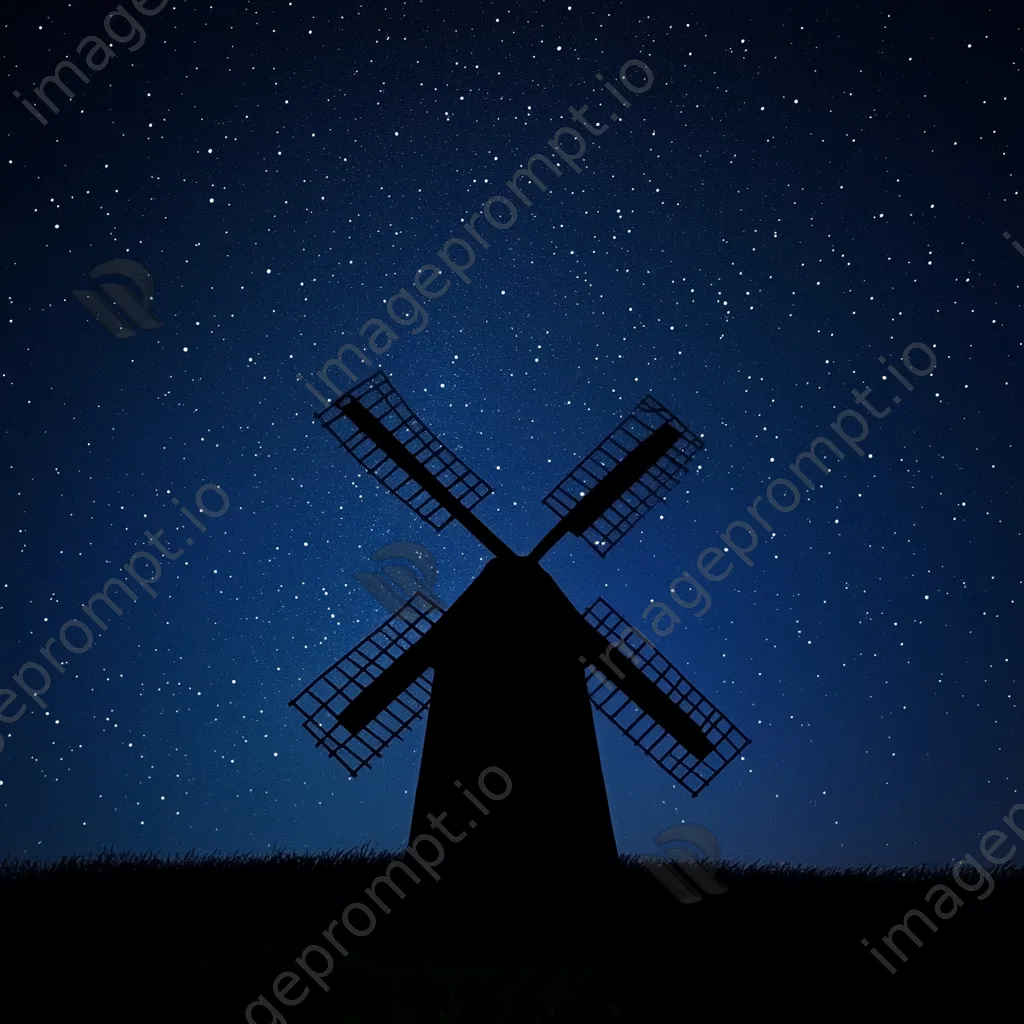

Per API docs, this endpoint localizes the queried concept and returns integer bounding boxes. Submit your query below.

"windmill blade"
[318,370,513,558]
[577,598,751,797]
[532,396,704,560]
[576,613,713,760]
[289,593,443,776]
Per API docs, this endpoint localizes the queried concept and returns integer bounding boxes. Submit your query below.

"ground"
[2,849,1017,1021]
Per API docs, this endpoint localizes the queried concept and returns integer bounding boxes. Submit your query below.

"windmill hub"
[437,553,571,646]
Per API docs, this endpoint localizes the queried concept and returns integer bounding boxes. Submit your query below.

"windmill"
[290,371,751,869]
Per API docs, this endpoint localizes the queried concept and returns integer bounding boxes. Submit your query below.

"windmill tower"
[290,371,750,872]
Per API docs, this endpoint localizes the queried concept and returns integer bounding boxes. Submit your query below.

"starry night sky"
[1,0,1021,871]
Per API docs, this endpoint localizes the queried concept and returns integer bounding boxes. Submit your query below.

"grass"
[2,849,1019,1021]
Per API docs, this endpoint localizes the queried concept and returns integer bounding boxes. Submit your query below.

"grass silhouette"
[2,849,1019,1021]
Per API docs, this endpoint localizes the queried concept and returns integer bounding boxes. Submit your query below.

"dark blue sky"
[1,0,1021,870]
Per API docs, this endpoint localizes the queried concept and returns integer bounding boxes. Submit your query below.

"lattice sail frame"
[289,593,444,775]
[583,598,750,796]
[317,369,493,531]
[542,396,704,557]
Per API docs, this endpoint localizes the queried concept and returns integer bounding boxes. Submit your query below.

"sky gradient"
[1,0,1021,872]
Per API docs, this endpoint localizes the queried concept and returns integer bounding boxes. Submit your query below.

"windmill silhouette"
[290,371,750,869]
